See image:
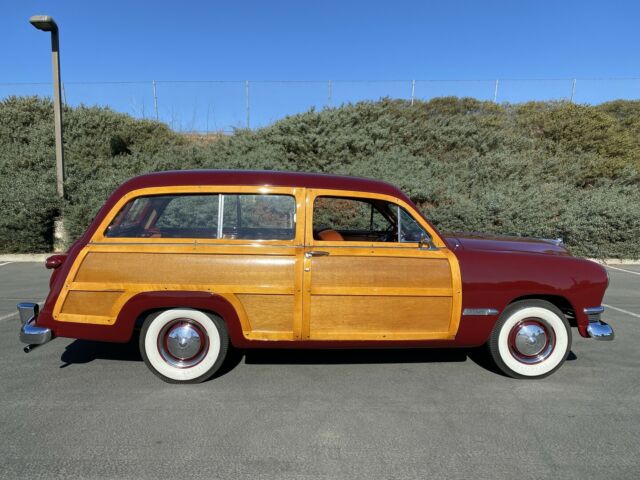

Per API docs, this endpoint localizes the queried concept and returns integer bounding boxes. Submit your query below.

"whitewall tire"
[488,300,571,379]
[139,308,229,384]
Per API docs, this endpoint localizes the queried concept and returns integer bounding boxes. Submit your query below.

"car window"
[398,207,428,243]
[220,194,296,240]
[314,197,392,232]
[313,196,400,242]
[105,193,295,240]
[312,195,430,244]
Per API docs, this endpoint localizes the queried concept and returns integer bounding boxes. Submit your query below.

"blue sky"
[2,0,639,130]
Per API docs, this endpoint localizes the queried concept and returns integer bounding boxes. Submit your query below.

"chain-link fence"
[1,78,639,133]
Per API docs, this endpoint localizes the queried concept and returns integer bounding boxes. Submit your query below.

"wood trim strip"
[91,185,306,244]
[310,286,453,297]
[308,332,455,341]
[68,282,294,295]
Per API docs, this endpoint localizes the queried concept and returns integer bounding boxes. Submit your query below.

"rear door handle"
[305,251,330,258]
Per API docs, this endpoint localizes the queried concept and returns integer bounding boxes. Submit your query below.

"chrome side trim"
[586,321,614,341]
[462,308,499,316]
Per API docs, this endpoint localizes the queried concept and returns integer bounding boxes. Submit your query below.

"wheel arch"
[114,291,246,345]
[507,294,577,327]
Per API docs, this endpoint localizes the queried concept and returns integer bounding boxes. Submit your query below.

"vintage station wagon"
[18,170,613,383]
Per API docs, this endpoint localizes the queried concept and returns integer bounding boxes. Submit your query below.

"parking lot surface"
[1,261,639,479]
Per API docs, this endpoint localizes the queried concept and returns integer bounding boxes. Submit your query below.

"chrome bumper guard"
[584,306,614,341]
[17,302,53,352]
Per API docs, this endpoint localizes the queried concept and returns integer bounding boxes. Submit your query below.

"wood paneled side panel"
[62,291,122,317]
[312,257,452,289]
[74,252,295,287]
[236,294,294,332]
[309,296,452,337]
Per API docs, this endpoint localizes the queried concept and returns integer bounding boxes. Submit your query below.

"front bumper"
[18,302,53,351]
[584,306,614,341]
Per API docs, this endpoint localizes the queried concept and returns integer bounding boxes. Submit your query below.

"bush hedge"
[1,95,639,258]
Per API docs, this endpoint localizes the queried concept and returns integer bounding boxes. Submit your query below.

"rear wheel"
[488,300,571,379]
[139,308,229,384]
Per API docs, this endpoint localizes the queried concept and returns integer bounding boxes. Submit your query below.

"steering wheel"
[377,224,397,242]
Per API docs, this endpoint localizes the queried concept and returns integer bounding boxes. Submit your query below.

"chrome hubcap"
[167,324,202,359]
[158,319,208,368]
[508,319,555,364]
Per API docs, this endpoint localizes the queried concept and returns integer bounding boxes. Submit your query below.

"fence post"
[245,80,250,129]
[411,80,415,105]
[328,80,332,106]
[152,80,159,120]
[493,79,499,103]
[570,78,576,103]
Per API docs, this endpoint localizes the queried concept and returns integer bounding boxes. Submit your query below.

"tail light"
[45,254,67,269]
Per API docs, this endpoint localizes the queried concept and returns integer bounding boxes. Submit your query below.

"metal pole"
[245,80,250,129]
[61,81,67,105]
[493,79,499,103]
[152,80,159,120]
[328,80,332,106]
[50,28,64,200]
[570,78,576,103]
[411,80,415,105]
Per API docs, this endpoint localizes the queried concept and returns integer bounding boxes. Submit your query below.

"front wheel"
[140,308,229,384]
[487,300,571,379]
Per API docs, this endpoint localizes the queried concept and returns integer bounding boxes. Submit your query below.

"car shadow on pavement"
[59,337,244,379]
[58,339,578,379]
[245,348,468,365]
[60,340,142,367]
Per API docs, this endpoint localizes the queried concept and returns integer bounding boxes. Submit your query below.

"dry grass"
[180,131,230,145]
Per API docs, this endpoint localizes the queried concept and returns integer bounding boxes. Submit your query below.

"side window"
[106,194,219,238]
[313,196,394,241]
[221,194,295,240]
[105,193,295,240]
[155,195,219,232]
[314,197,392,232]
[312,195,430,244]
[398,207,428,243]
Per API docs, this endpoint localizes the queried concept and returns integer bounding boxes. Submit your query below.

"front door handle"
[305,251,330,258]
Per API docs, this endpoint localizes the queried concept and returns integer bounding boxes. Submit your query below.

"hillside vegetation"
[1,95,639,257]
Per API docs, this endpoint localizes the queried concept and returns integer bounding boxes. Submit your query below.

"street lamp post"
[30,15,67,251]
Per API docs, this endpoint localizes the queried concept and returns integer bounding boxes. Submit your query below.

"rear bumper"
[584,306,614,341]
[17,302,53,348]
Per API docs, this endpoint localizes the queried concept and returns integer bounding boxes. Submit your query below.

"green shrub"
[0,95,638,258]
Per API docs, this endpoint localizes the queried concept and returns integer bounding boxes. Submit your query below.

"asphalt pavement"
[0,261,639,479]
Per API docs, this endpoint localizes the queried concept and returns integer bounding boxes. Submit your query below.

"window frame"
[92,185,304,245]
[306,189,445,249]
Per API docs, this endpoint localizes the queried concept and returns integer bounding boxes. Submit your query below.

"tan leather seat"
[317,229,344,241]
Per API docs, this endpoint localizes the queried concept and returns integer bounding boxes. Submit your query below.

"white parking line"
[605,265,640,276]
[0,262,12,267]
[603,303,640,319]
[0,311,18,322]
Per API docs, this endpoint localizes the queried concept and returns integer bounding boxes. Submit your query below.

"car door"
[302,189,461,341]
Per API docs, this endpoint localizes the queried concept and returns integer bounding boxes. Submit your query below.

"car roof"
[117,170,407,200]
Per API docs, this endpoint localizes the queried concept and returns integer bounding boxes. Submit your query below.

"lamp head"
[29,15,58,32]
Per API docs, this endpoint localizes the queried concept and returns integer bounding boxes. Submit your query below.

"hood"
[444,232,570,256]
